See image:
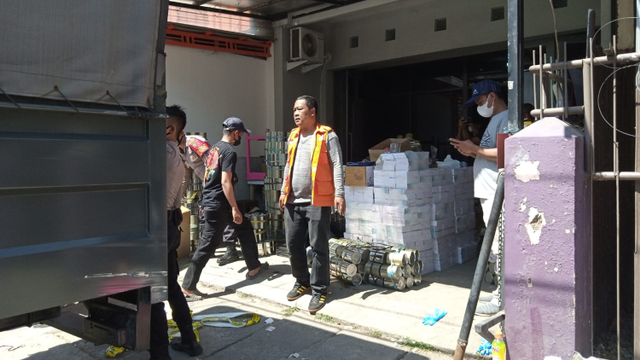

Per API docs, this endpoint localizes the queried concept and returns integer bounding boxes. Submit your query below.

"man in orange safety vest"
[279,95,345,315]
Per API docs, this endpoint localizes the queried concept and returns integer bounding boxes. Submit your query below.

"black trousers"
[285,203,331,295]
[182,206,260,291]
[199,206,236,245]
[149,211,197,359]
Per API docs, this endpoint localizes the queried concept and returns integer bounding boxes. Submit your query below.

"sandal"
[246,262,269,280]
[182,292,203,302]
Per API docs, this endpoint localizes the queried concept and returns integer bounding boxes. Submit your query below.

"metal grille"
[491,7,505,21]
[349,36,359,48]
[434,18,447,32]
[552,0,568,9]
[385,28,396,42]
[528,33,640,360]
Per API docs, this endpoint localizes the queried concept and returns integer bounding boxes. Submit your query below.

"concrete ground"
[0,247,497,360]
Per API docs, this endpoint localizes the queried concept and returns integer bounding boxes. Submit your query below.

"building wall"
[322,0,601,70]
[272,0,602,145]
[165,45,275,200]
[273,26,329,133]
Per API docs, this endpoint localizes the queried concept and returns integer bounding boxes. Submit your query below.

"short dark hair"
[296,95,318,118]
[167,104,187,132]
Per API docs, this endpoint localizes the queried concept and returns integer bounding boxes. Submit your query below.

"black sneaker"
[217,247,240,266]
[286,282,310,301]
[170,338,203,357]
[308,293,327,314]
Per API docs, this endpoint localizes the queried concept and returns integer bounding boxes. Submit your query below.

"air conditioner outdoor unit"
[290,27,324,64]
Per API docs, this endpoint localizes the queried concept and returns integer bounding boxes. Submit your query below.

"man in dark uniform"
[150,105,203,359]
[181,117,268,299]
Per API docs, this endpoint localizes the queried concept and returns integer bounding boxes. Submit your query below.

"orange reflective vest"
[282,124,335,207]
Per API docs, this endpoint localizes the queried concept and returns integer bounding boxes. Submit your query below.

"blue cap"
[465,79,501,105]
[222,117,251,134]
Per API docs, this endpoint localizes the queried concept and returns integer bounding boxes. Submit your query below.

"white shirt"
[473,110,509,199]
[166,141,185,210]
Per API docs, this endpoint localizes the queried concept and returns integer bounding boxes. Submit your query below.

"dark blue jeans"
[285,203,331,295]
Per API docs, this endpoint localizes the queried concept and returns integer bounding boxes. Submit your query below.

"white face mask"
[477,95,494,118]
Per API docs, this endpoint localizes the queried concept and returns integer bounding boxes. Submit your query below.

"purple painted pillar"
[504,118,592,359]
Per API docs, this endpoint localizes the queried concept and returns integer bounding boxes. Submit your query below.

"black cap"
[222,117,251,134]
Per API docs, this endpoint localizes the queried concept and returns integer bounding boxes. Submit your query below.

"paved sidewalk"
[182,247,497,358]
[0,248,495,360]
[0,291,469,360]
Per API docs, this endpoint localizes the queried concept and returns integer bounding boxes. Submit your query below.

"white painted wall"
[321,0,602,70]
[166,45,274,200]
[165,45,274,158]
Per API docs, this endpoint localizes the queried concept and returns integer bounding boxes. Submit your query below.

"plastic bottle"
[491,331,506,360]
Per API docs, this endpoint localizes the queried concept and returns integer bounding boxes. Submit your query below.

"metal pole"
[529,52,640,72]
[635,60,640,360]
[593,171,640,181]
[589,36,596,354]
[635,5,640,357]
[532,49,538,111]
[539,45,546,118]
[581,36,595,353]
[612,34,621,360]
[564,42,568,120]
[453,172,505,360]
[507,0,523,132]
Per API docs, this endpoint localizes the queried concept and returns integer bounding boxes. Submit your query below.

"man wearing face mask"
[184,134,252,269]
[449,79,508,316]
[182,117,269,300]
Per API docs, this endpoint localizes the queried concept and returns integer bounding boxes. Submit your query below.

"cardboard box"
[368,138,411,161]
[345,165,374,187]
[178,206,191,259]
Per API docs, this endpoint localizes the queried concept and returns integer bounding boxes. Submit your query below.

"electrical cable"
[591,17,640,70]
[596,63,639,138]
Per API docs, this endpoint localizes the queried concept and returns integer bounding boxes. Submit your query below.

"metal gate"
[528,30,640,360]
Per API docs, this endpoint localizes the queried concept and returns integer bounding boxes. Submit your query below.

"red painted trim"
[166,26,272,58]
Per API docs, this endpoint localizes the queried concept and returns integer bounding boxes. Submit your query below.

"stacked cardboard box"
[430,166,478,270]
[345,152,434,274]
[344,151,477,274]
[452,168,477,264]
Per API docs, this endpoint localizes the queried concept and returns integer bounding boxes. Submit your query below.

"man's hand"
[457,117,468,128]
[279,194,286,211]
[232,207,242,224]
[449,138,478,156]
[334,197,346,216]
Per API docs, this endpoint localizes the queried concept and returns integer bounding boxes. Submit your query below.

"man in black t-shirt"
[181,117,268,299]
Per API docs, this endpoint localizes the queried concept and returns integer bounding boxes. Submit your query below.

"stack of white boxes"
[429,166,479,271]
[429,168,456,271]
[452,167,477,265]
[344,151,477,275]
[345,152,433,274]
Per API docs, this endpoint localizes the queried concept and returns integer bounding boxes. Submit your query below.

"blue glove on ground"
[422,308,447,326]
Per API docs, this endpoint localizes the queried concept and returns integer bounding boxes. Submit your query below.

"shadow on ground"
[2,304,451,360]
